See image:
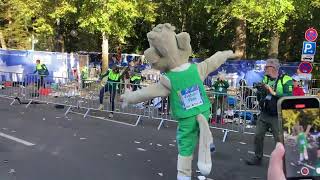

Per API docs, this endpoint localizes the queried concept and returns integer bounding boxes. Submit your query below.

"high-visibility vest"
[108,70,120,81]
[262,75,293,96]
[130,74,141,82]
[81,67,89,79]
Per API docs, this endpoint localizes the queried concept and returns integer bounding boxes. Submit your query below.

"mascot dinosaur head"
[144,23,192,72]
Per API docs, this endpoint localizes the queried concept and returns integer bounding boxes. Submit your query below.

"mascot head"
[144,23,192,72]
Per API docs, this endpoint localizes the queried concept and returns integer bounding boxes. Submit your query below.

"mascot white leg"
[177,155,193,180]
[197,114,213,176]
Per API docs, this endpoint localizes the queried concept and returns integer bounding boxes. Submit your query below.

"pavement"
[0,97,275,180]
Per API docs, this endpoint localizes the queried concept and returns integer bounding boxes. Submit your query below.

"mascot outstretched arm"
[121,23,235,180]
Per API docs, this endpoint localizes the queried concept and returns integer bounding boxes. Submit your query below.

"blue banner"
[0,49,79,83]
[202,59,301,87]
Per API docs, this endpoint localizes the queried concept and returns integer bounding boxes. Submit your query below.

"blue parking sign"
[302,41,316,55]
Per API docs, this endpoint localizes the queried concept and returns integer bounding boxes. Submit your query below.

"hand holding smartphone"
[278,97,320,179]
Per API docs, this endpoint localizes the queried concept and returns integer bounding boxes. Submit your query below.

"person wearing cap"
[292,76,305,96]
[246,58,293,166]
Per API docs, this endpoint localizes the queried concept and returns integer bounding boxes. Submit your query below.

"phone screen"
[281,98,320,179]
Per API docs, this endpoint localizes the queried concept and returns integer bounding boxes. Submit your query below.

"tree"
[0,0,77,51]
[78,0,157,72]
[208,0,295,59]
[31,0,77,52]
[0,0,35,49]
[154,0,229,57]
[282,109,300,134]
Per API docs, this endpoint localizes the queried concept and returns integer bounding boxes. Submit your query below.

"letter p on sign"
[302,41,316,55]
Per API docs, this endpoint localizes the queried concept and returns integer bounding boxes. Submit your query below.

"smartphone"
[278,96,320,179]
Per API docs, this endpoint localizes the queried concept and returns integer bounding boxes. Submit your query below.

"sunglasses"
[264,66,276,70]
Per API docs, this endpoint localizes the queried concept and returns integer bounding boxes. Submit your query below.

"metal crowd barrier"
[7,71,319,143]
[0,71,262,142]
[310,88,320,96]
[205,86,261,141]
[0,72,152,126]
[75,80,151,126]
[310,79,320,89]
[0,71,80,108]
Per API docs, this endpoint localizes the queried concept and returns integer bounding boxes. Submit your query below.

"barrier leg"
[65,106,72,116]
[222,129,229,143]
[84,109,90,118]
[15,97,22,104]
[26,100,32,108]
[10,97,22,106]
[77,101,81,109]
[157,119,164,130]
[10,99,16,106]
[135,115,142,126]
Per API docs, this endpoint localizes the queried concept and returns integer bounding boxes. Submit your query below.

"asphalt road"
[0,97,274,180]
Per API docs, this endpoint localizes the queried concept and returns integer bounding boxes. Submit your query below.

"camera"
[253,82,268,104]
[253,82,265,91]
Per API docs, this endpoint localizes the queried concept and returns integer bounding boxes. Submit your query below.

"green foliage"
[208,0,295,34]
[78,0,156,43]
[0,0,319,62]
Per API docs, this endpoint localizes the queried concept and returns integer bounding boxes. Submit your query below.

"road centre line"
[0,132,35,146]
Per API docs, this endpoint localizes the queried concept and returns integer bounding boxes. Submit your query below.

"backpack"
[42,64,49,76]
[262,75,286,116]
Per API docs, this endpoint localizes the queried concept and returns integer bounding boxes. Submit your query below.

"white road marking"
[248,151,271,158]
[299,162,315,170]
[70,111,136,127]
[0,132,35,146]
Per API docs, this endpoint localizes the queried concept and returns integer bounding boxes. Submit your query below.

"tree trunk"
[180,0,190,32]
[234,19,246,59]
[57,34,64,52]
[284,24,294,62]
[0,31,6,49]
[181,13,187,32]
[102,32,109,72]
[268,31,280,59]
[283,33,293,62]
[60,34,65,53]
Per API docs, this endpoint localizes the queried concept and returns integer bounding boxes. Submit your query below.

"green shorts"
[176,110,210,156]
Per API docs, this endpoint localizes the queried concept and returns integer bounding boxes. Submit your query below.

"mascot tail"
[196,114,213,176]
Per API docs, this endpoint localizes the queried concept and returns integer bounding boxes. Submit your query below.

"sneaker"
[98,104,104,110]
[245,156,262,166]
[108,113,113,118]
[210,143,216,153]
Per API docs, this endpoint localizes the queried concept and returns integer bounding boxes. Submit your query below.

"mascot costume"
[121,23,235,180]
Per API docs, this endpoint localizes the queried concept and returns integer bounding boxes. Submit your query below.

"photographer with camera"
[246,59,293,166]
